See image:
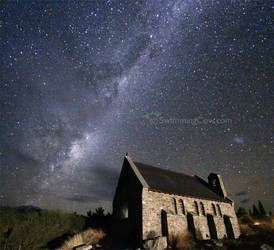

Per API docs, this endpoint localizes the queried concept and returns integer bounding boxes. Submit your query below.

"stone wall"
[113,159,144,242]
[214,216,227,238]
[142,188,240,240]
[230,217,241,238]
[166,213,188,236]
[193,215,210,239]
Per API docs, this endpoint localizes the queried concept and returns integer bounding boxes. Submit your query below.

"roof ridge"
[133,160,196,179]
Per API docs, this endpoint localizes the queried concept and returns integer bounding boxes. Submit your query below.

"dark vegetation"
[0,207,85,249]
[233,201,274,249]
[86,207,111,229]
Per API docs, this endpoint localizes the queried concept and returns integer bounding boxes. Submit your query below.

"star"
[0,0,272,214]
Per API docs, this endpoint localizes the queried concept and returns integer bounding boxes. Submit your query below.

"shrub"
[86,207,112,230]
[237,207,248,218]
[169,231,195,249]
[239,223,256,236]
[58,228,105,250]
[59,233,84,250]
[223,239,239,248]
[147,230,157,239]
[240,214,255,225]
[0,207,85,249]
[82,228,105,244]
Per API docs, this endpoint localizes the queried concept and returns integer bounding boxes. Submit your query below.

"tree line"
[237,200,271,219]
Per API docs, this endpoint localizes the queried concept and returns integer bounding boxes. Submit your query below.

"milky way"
[0,0,272,213]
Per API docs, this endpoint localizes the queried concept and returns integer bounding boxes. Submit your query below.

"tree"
[236,207,248,217]
[86,207,108,229]
[248,209,252,216]
[94,207,105,217]
[87,207,105,218]
[87,210,92,218]
[258,200,266,215]
[252,204,260,218]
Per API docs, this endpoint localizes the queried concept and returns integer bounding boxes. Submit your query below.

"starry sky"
[0,0,272,214]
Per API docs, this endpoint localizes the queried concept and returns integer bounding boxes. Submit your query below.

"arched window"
[173,198,177,214]
[194,201,199,215]
[180,199,185,215]
[212,203,217,216]
[200,202,205,216]
[217,204,222,217]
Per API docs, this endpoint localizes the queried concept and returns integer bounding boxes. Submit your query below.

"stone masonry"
[142,188,240,240]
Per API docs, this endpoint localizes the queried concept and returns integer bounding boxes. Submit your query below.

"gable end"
[125,155,149,188]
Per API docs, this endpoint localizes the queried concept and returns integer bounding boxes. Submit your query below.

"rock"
[73,244,93,250]
[143,236,168,250]
[260,244,274,250]
[204,243,213,248]
[215,241,223,247]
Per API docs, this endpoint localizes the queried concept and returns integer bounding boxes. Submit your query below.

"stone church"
[113,154,240,243]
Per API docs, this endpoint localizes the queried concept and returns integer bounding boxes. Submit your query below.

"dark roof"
[133,161,229,203]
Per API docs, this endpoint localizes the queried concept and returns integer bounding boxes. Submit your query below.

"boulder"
[143,236,167,250]
[73,244,93,250]
[215,241,223,247]
[260,244,274,250]
[204,243,213,248]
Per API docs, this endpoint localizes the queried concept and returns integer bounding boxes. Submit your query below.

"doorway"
[187,213,196,238]
[161,210,168,237]
[207,214,217,239]
[224,215,235,239]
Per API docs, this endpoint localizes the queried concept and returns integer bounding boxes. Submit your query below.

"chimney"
[208,173,227,198]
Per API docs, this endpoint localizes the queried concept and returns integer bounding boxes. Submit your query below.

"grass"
[0,207,85,249]
[57,228,105,250]
[239,219,274,246]
[169,231,196,249]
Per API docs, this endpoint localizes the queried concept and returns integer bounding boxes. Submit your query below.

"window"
[212,203,217,216]
[194,201,199,215]
[120,201,128,219]
[200,202,205,216]
[217,204,222,217]
[180,199,185,215]
[173,198,177,214]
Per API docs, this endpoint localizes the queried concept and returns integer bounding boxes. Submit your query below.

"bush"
[58,228,105,250]
[239,223,256,236]
[169,231,195,249]
[238,216,274,247]
[223,239,239,248]
[240,214,255,225]
[236,207,248,218]
[86,207,111,229]
[0,207,85,249]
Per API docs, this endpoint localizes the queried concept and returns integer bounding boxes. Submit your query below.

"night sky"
[0,0,272,214]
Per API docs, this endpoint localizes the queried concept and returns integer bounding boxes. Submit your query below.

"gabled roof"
[126,156,229,203]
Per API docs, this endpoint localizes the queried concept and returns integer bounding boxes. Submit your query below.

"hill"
[0,207,86,249]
